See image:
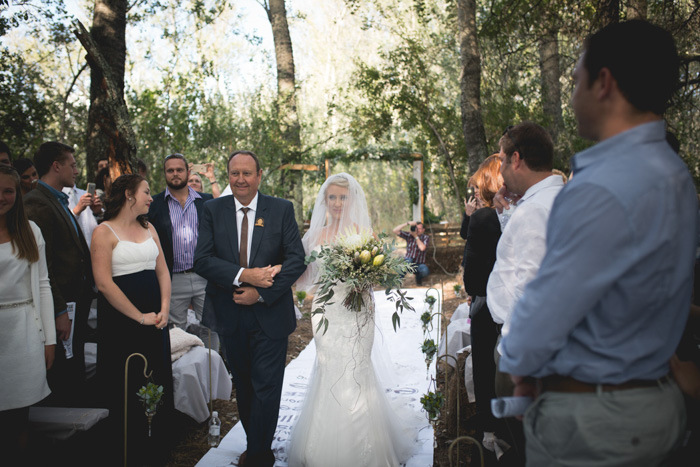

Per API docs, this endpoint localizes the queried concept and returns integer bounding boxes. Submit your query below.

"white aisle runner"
[197,288,438,467]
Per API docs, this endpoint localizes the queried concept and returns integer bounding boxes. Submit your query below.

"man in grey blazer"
[194,150,305,467]
[24,142,95,405]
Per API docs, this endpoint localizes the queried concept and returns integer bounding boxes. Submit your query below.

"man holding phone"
[393,220,430,286]
[63,178,102,247]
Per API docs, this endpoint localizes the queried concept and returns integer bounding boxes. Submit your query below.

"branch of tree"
[424,117,461,202]
[59,60,88,140]
[72,19,137,156]
[680,54,700,63]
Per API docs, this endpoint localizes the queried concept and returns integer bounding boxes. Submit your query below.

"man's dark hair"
[163,153,188,171]
[584,20,679,115]
[136,158,148,175]
[0,140,11,160]
[95,167,110,190]
[228,150,261,173]
[33,141,74,177]
[499,122,554,172]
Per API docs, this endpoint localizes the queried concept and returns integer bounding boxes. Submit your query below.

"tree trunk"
[538,26,565,166]
[85,0,134,180]
[626,0,647,20]
[457,0,489,175]
[265,0,303,228]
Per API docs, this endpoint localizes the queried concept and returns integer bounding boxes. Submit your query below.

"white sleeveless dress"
[287,280,417,467]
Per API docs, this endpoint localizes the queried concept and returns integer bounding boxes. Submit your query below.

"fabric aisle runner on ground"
[196,287,437,466]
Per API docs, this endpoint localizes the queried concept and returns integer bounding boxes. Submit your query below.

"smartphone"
[465,186,475,199]
[190,163,207,174]
[87,182,96,196]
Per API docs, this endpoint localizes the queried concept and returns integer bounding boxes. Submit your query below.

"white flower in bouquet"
[305,228,415,334]
[338,230,371,251]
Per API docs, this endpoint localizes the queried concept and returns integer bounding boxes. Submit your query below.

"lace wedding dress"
[287,282,417,467]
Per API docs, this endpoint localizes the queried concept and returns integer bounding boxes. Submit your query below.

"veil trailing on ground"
[295,173,372,293]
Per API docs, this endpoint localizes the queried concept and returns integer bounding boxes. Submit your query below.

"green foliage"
[421,338,437,362]
[0,49,53,158]
[408,177,419,206]
[137,382,164,413]
[420,390,444,420]
[423,206,442,224]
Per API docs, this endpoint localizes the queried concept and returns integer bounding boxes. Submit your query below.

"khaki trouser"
[523,379,686,467]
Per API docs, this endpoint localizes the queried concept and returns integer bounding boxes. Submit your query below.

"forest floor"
[166,272,476,467]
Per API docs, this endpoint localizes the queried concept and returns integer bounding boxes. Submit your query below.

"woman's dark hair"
[12,157,34,175]
[103,174,148,228]
[0,166,38,262]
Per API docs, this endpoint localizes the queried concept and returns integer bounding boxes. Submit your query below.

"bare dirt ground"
[165,272,474,466]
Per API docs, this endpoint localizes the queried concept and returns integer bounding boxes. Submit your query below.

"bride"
[287,173,417,467]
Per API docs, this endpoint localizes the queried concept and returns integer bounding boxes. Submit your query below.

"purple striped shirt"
[165,187,202,272]
[398,230,429,264]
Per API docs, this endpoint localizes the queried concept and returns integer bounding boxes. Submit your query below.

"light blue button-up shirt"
[500,121,698,384]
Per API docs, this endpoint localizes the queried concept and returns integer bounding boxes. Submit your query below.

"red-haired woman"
[0,165,55,457]
[463,154,504,454]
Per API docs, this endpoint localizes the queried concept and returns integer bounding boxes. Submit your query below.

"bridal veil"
[295,173,372,293]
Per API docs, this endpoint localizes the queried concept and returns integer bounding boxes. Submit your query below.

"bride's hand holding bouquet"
[306,228,414,334]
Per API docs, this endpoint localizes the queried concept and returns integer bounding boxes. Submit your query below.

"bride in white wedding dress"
[288,173,418,467]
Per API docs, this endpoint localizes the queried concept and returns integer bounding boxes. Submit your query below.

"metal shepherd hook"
[124,352,153,467]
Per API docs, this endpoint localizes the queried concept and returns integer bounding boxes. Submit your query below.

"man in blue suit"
[148,154,214,338]
[194,150,306,467]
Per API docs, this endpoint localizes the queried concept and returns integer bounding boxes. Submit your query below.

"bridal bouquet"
[306,229,414,334]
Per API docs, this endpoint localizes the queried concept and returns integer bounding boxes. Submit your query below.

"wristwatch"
[257,295,264,303]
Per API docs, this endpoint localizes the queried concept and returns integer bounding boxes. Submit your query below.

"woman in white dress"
[288,173,417,467]
[0,165,55,457]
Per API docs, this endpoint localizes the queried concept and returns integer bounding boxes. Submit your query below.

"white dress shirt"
[487,175,564,344]
[232,193,258,286]
[63,185,98,247]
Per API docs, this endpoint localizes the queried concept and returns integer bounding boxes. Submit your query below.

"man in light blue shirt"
[500,20,697,466]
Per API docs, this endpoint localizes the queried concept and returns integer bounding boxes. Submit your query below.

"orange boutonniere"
[255,218,264,228]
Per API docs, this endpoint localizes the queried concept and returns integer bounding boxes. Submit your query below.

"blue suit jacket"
[193,192,306,339]
[148,189,213,275]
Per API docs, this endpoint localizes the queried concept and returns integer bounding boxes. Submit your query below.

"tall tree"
[457,0,488,174]
[263,0,304,227]
[85,0,134,178]
[538,23,565,164]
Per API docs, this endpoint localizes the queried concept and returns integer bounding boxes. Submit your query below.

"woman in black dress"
[91,174,173,466]
[462,154,503,458]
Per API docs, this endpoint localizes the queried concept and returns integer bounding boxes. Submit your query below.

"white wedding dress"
[287,282,417,467]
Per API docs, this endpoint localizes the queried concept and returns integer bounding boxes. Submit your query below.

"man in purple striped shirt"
[393,220,430,285]
[149,154,215,342]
